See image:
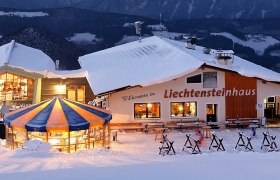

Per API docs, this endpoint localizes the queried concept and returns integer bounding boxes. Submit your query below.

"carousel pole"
[102,125,106,147]
[5,125,8,148]
[108,123,111,148]
[11,127,14,149]
[87,128,90,149]
[68,131,70,153]
[46,131,49,142]
[25,130,29,141]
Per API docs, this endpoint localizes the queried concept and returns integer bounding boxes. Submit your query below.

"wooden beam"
[102,125,106,147]
[46,132,49,142]
[26,131,29,141]
[108,123,111,149]
[87,129,90,149]
[5,125,8,148]
[11,127,14,150]
[68,131,70,153]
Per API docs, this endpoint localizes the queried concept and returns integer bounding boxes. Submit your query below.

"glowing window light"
[147,103,153,108]
[178,106,183,111]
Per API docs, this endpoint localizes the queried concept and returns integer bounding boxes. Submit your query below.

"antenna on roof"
[159,13,162,38]
[134,21,143,42]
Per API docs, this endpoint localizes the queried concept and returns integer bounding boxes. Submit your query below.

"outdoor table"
[249,124,258,136]
[154,128,168,141]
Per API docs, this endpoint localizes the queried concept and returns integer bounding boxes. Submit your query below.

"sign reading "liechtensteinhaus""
[164,88,256,98]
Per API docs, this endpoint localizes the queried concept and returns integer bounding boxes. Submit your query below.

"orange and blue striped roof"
[3,98,112,132]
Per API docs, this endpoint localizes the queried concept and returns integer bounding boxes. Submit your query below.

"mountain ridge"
[0,0,280,20]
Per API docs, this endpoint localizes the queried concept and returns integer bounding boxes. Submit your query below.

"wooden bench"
[110,122,144,132]
[226,117,260,128]
[143,122,165,134]
[165,119,206,131]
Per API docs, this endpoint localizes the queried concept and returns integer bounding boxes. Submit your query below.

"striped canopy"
[4,98,112,132]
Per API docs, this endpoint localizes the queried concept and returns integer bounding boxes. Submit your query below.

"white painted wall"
[257,81,280,118]
[108,68,226,123]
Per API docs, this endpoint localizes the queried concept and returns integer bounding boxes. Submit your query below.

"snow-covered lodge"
[0,40,94,106]
[79,36,280,125]
[0,37,280,126]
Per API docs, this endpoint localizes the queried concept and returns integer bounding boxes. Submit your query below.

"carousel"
[3,98,112,153]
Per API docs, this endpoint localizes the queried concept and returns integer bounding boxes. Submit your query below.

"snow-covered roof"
[79,36,280,95]
[0,40,86,78]
[0,40,55,73]
[79,36,204,94]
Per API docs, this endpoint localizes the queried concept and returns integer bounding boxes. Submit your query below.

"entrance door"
[206,104,217,122]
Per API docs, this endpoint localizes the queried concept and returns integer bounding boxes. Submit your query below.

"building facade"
[105,66,280,124]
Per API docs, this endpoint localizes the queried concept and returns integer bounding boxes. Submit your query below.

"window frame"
[186,74,202,84]
[134,102,161,119]
[66,85,86,103]
[203,72,218,88]
[170,101,198,119]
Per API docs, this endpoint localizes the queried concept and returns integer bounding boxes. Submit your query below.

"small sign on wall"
[256,104,263,110]
[102,100,107,108]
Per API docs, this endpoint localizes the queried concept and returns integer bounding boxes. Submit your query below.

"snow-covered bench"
[226,117,260,128]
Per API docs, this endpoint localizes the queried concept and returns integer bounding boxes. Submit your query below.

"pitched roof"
[0,40,86,78]
[79,36,280,95]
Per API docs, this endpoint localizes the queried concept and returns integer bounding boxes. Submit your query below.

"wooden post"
[46,131,49,142]
[87,129,90,149]
[102,125,106,147]
[108,123,111,148]
[11,127,14,150]
[68,131,70,153]
[25,131,29,141]
[5,125,8,148]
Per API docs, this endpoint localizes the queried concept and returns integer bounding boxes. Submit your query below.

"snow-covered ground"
[0,11,48,18]
[270,50,280,57]
[1,128,280,180]
[115,35,150,45]
[152,31,185,40]
[66,33,103,45]
[211,32,280,56]
[147,24,167,31]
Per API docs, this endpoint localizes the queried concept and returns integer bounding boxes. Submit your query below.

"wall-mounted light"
[56,85,66,94]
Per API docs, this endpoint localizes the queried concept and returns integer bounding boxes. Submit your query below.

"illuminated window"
[0,73,34,102]
[171,102,197,117]
[134,103,160,119]
[77,86,85,102]
[67,85,85,102]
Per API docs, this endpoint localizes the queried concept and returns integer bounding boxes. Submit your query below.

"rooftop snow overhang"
[0,64,44,79]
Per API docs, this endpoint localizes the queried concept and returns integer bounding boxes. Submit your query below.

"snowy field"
[66,33,103,45]
[1,128,280,180]
[0,11,48,18]
[211,32,280,56]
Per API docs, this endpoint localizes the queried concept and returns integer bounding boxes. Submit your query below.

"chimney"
[215,50,234,65]
[134,21,143,42]
[185,37,197,50]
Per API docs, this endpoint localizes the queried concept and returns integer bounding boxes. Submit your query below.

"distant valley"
[0,7,279,73]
